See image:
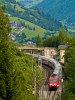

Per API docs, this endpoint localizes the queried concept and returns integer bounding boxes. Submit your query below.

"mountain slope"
[9,16,46,39]
[0,0,63,43]
[37,0,75,22]
[16,0,43,8]
[4,0,62,31]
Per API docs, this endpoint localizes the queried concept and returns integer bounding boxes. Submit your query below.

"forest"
[0,7,43,100]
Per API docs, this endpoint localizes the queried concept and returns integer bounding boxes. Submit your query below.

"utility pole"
[31,51,35,95]
[34,70,36,94]
[38,56,42,69]
[31,52,37,96]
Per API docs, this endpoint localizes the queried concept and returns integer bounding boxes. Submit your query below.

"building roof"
[58,45,67,50]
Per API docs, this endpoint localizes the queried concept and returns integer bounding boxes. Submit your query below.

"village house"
[58,45,67,64]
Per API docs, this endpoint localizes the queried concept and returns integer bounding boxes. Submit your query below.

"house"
[43,47,57,58]
[58,45,67,64]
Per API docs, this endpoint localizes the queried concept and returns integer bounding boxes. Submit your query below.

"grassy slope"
[10,3,25,12]
[15,4,25,12]
[3,2,45,39]
[68,29,75,32]
[5,1,61,39]
[9,16,46,38]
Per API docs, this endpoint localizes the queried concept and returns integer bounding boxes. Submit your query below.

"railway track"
[49,91,56,100]
[38,64,62,100]
[27,54,63,100]
[39,64,55,100]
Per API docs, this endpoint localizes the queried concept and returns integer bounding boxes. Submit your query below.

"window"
[50,80,56,83]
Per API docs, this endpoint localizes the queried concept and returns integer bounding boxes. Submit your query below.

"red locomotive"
[48,67,62,90]
[48,78,59,90]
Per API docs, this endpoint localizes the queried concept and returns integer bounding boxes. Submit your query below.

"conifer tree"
[62,37,75,100]
[0,7,14,100]
[36,34,43,47]
[58,27,69,45]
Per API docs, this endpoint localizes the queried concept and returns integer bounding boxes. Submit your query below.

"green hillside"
[1,0,62,44]
[16,0,43,7]
[4,0,62,31]
[9,16,46,37]
[9,16,46,43]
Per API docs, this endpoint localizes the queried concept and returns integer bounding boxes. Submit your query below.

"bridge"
[18,46,57,58]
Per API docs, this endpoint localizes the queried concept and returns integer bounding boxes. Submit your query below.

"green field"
[15,4,25,12]
[9,17,47,39]
[68,29,75,32]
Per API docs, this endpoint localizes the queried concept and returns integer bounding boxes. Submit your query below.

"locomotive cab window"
[50,80,56,83]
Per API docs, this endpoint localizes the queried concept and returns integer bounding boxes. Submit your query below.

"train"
[48,66,62,90]
[27,53,62,90]
[40,56,62,90]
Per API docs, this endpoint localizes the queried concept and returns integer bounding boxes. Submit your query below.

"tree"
[36,34,43,47]
[43,27,70,47]
[0,7,14,100]
[0,8,27,100]
[43,35,59,47]
[62,36,75,100]
[0,7,26,100]
[58,27,69,45]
